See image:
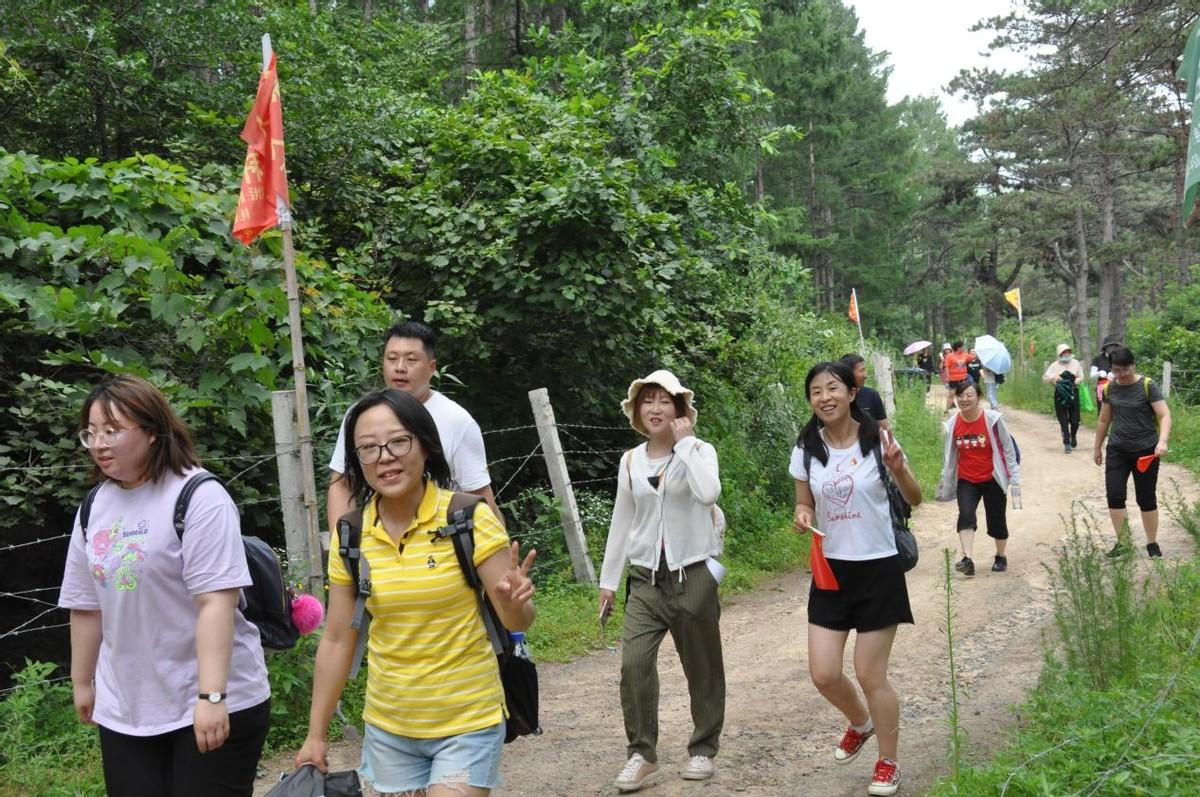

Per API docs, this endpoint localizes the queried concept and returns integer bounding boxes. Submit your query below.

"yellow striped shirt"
[329,483,508,738]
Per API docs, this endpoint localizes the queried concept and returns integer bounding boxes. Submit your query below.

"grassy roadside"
[926,371,1200,795]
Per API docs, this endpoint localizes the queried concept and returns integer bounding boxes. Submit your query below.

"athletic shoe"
[868,758,901,796]
[1146,542,1163,558]
[614,754,658,792]
[1106,542,1132,558]
[681,755,715,781]
[833,725,875,763]
[954,556,970,574]
[992,555,1008,572]
[1064,445,1072,454]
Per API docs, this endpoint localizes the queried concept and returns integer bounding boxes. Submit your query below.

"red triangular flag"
[810,534,839,591]
[233,53,290,245]
[1136,454,1158,473]
[848,290,859,324]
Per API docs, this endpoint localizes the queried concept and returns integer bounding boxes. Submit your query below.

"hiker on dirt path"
[1042,343,1085,454]
[980,366,999,409]
[59,376,271,797]
[935,381,1021,577]
[598,370,725,793]
[916,350,934,393]
[296,390,535,796]
[842,353,891,432]
[938,343,951,390]
[943,341,973,412]
[1090,335,1122,415]
[789,360,922,797]
[1093,345,1172,559]
[326,321,501,535]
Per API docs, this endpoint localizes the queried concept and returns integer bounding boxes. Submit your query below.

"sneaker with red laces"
[833,725,874,763]
[868,758,900,796]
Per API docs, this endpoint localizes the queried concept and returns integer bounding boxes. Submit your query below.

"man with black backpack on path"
[1042,343,1085,454]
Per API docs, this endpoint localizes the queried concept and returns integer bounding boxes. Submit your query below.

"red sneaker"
[868,758,900,796]
[833,725,874,763]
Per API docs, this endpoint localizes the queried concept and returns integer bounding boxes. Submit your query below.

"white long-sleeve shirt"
[598,436,721,590]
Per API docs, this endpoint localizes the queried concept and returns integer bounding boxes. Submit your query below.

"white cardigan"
[936,409,1021,500]
[598,436,721,590]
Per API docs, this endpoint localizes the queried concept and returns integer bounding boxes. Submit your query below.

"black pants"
[1105,446,1160,511]
[956,479,1009,539]
[98,699,270,797]
[1054,402,1080,446]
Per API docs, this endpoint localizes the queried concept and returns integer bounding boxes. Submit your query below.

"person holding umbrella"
[973,336,1013,410]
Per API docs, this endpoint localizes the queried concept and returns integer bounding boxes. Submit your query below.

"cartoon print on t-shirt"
[89,516,149,592]
[955,431,987,450]
[819,453,865,523]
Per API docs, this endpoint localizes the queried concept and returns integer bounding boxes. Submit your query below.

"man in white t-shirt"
[326,321,500,531]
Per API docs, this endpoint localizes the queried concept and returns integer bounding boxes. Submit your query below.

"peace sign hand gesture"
[492,541,537,609]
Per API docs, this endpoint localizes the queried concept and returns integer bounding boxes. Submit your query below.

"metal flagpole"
[262,34,323,596]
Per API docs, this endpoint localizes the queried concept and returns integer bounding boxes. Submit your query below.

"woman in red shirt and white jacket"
[936,381,1021,576]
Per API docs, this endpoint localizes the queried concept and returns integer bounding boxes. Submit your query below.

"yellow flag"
[1004,288,1022,319]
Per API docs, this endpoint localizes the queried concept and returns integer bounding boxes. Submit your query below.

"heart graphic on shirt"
[822,474,854,507]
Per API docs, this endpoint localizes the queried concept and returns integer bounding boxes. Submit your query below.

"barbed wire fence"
[0,389,632,695]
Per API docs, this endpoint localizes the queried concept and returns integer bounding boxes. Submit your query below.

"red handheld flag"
[233,53,290,245]
[848,290,859,324]
[1136,454,1158,473]
[810,534,839,591]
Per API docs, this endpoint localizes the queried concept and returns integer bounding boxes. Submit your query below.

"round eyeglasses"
[355,434,416,464]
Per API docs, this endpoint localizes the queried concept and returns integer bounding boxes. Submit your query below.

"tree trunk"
[465,0,478,73]
[1069,162,1093,368]
[309,0,317,14]
[363,0,373,24]
[483,0,494,34]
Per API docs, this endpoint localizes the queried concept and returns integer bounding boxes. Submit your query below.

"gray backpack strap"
[336,509,371,680]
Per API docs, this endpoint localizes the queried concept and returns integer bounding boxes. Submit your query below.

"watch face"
[207,692,223,703]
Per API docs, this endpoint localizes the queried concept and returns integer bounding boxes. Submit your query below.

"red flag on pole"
[848,289,859,324]
[233,53,290,245]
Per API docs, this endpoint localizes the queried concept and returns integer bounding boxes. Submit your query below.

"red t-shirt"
[946,352,971,382]
[954,413,994,484]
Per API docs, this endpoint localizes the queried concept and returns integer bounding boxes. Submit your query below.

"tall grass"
[926,502,1200,796]
[939,548,967,785]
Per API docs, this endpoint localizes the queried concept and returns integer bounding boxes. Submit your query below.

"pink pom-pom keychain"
[290,592,325,635]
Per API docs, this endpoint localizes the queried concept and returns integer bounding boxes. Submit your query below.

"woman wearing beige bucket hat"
[598,369,725,793]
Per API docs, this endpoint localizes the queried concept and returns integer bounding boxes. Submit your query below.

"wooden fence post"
[1162,361,1172,399]
[528,388,597,585]
[872,352,896,416]
[272,390,322,593]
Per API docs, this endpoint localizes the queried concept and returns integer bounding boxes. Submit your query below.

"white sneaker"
[614,753,659,792]
[681,755,715,781]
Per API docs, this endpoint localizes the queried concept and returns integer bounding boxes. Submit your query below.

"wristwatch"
[199,691,226,704]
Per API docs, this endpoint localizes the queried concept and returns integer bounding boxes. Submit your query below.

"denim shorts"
[360,720,505,794]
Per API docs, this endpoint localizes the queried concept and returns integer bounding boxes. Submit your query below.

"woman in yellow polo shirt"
[296,389,536,796]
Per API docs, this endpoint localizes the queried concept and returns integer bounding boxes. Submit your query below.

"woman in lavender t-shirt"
[58,376,270,796]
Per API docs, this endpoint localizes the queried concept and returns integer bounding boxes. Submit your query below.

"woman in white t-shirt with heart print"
[788,360,922,797]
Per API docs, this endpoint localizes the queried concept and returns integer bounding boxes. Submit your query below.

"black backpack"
[80,472,300,652]
[337,493,541,743]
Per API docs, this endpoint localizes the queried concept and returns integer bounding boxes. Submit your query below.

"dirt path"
[256,404,1199,796]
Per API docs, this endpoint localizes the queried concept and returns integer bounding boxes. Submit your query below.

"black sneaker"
[1064,445,1072,454]
[992,555,1008,572]
[1106,542,1132,558]
[954,556,970,574]
[959,557,975,577]
[1146,542,1163,559]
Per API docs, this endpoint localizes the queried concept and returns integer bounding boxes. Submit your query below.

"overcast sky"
[849,0,1031,125]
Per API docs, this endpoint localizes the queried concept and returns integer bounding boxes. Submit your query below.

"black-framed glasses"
[79,427,135,449]
[355,434,416,464]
